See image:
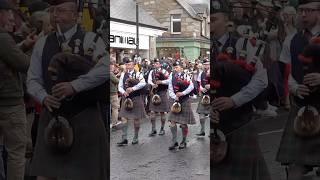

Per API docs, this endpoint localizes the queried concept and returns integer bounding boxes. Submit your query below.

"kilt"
[149,90,170,113]
[276,102,320,166]
[212,123,271,180]
[29,105,107,180]
[119,95,147,120]
[196,95,210,115]
[167,98,196,125]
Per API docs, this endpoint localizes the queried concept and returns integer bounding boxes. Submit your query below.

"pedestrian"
[0,0,36,179]
[117,57,147,146]
[26,0,108,179]
[167,60,196,150]
[110,59,121,130]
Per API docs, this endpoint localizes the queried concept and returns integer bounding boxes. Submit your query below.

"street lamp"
[134,0,140,57]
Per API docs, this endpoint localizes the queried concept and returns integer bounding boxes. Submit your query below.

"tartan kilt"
[212,123,271,180]
[29,106,107,180]
[276,102,320,166]
[149,90,170,113]
[119,95,147,120]
[167,98,196,125]
[196,95,210,115]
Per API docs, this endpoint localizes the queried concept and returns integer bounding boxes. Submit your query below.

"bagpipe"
[200,69,211,106]
[44,24,106,154]
[171,72,191,114]
[293,37,320,137]
[150,69,168,106]
[123,71,143,111]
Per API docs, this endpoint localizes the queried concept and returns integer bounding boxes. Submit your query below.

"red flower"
[211,80,221,88]
[250,37,257,47]
[216,53,231,61]
[298,54,313,64]
[311,37,320,45]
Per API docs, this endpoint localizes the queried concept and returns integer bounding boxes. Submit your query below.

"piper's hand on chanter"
[303,73,320,87]
[213,97,235,111]
[43,95,61,112]
[205,84,210,90]
[123,92,129,97]
[211,110,220,124]
[156,80,162,85]
[295,84,310,98]
[176,92,184,97]
[52,82,75,100]
[126,87,133,94]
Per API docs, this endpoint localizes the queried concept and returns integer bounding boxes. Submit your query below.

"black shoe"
[132,137,139,145]
[196,132,205,136]
[168,142,178,150]
[148,130,157,137]
[178,141,187,149]
[117,139,128,146]
[158,129,165,136]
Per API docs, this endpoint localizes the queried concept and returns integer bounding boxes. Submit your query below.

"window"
[171,14,181,34]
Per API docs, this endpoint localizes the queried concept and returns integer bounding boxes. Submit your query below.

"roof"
[110,0,166,31]
[176,0,201,20]
[190,4,208,14]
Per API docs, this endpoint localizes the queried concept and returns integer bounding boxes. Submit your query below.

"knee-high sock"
[134,119,140,139]
[170,125,177,143]
[150,112,156,131]
[122,122,128,140]
[199,115,206,132]
[181,125,188,142]
[160,113,166,129]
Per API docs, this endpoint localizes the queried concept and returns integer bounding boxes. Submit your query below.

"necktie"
[304,29,313,42]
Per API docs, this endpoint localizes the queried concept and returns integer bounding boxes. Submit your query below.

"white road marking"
[258,129,284,136]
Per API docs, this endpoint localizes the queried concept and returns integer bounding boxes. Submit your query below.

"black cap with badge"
[0,0,13,10]
[123,57,134,64]
[202,59,210,64]
[173,60,183,67]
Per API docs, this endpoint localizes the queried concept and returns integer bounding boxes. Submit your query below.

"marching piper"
[147,58,170,136]
[276,0,320,179]
[117,57,147,146]
[196,58,210,136]
[167,60,196,150]
[26,0,108,179]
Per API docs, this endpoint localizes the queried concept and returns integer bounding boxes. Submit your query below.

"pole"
[136,2,139,56]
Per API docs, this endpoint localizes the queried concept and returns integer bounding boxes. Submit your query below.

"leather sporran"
[212,128,228,164]
[151,94,161,106]
[44,116,74,154]
[171,101,182,114]
[201,95,210,105]
[294,105,320,137]
[124,98,134,111]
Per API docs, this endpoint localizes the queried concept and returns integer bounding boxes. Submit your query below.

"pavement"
[110,100,210,180]
[110,99,320,180]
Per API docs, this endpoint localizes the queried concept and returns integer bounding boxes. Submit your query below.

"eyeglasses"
[297,8,319,15]
[49,7,75,15]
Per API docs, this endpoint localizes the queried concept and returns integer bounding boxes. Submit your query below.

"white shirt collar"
[56,24,78,42]
[311,25,320,36]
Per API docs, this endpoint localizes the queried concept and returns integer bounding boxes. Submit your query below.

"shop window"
[171,14,181,34]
